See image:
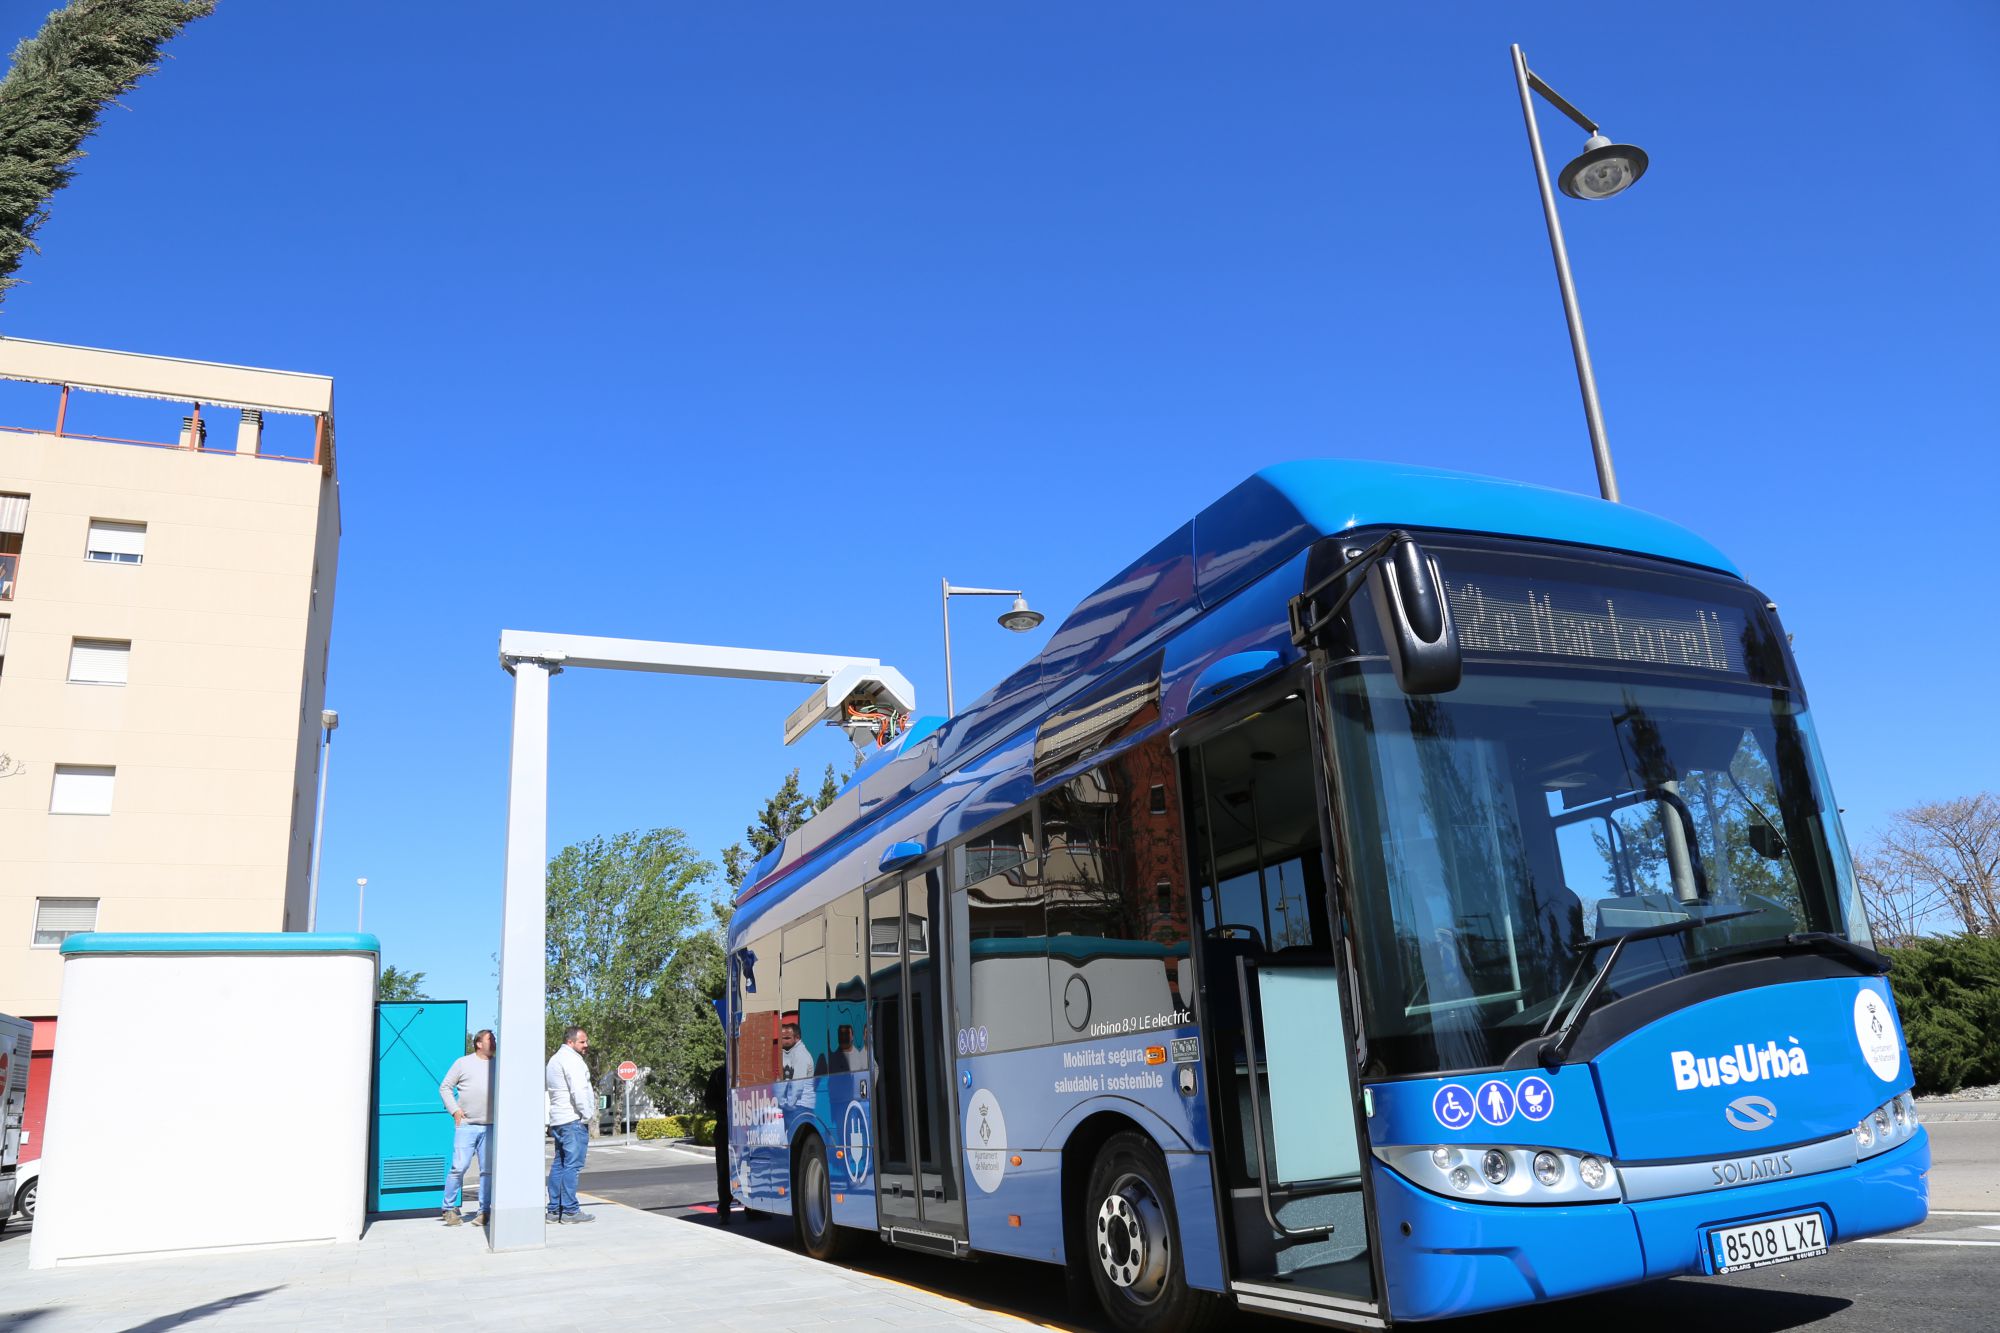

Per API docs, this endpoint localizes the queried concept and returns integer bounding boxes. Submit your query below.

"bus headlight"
[1854,1092,1920,1159]
[1382,1145,1621,1203]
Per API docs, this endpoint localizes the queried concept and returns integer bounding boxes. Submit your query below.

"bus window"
[1187,700,1329,957]
[824,888,869,1074]
[958,812,1051,1052]
[781,915,827,1086]
[735,929,783,1087]
[1042,733,1195,1039]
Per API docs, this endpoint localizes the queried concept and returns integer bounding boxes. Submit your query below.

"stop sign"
[616,1060,639,1082]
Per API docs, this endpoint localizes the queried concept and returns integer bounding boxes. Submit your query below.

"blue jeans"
[444,1123,490,1212]
[547,1120,589,1216]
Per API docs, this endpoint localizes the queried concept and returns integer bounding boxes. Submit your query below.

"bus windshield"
[1320,546,1870,1078]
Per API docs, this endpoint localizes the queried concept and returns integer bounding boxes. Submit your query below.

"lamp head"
[998,596,1044,632]
[1558,133,1649,200]
[321,708,339,731]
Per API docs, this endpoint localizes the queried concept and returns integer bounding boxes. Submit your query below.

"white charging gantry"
[486,629,914,1253]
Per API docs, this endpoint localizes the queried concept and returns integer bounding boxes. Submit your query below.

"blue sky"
[4,4,1994,1030]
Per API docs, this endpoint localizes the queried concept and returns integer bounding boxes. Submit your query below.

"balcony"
[0,338,336,477]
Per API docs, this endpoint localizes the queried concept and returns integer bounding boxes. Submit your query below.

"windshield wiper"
[1712,930,1890,976]
[1536,909,1757,1069]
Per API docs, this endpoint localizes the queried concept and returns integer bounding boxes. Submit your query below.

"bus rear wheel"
[792,1134,855,1262]
[1083,1132,1219,1333]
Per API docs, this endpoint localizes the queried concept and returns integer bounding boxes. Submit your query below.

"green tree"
[377,964,428,1002]
[722,761,854,889]
[1885,934,2000,1093]
[0,1,215,301]
[545,827,724,1114]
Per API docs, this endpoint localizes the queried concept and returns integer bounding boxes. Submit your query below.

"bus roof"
[734,458,1739,917]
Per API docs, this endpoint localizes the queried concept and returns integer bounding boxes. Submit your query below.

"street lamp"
[1510,43,1651,503]
[307,708,338,930]
[941,581,1044,716]
[356,876,368,932]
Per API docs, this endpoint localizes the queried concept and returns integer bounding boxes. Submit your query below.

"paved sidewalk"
[0,1198,1040,1332]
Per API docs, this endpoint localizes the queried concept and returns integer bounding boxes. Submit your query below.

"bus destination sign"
[1445,577,1746,676]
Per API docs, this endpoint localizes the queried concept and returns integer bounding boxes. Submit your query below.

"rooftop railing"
[0,338,336,476]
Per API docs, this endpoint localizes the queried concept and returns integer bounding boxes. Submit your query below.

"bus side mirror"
[1367,538,1462,694]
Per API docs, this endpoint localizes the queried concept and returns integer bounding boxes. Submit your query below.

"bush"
[1886,934,2000,1094]
[635,1114,718,1145]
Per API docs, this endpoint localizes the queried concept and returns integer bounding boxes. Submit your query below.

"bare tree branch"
[1869,793,2000,938]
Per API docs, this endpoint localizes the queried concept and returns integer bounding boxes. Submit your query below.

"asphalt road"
[567,1120,2000,1332]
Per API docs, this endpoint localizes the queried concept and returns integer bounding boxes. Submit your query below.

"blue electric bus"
[722,460,1927,1329]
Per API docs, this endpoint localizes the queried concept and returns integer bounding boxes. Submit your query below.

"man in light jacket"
[438,1028,496,1226]
[546,1025,596,1224]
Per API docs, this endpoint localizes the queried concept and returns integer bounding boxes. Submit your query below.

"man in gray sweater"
[438,1029,495,1226]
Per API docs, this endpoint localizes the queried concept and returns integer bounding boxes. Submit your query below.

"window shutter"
[51,764,115,814]
[0,494,27,534]
[68,639,131,685]
[0,614,10,657]
[34,897,99,935]
[86,520,146,557]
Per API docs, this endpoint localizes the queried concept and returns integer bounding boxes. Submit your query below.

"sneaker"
[545,1211,562,1224]
[441,1208,462,1227]
[461,1213,482,1226]
[560,1211,595,1224]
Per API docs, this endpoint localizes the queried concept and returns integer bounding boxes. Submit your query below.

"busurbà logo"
[1670,1038,1809,1091]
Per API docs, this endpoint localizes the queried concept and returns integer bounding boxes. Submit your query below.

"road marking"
[1857,1237,2000,1247]
[1930,1210,2000,1217]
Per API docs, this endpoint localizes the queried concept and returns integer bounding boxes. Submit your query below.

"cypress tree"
[0,0,215,301]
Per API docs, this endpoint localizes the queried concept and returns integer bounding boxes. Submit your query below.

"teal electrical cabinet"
[370,999,467,1214]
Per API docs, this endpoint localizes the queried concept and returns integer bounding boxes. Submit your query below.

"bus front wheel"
[1083,1132,1219,1333]
[792,1134,855,1262]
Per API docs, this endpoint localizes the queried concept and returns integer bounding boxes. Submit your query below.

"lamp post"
[307,708,338,930]
[1510,43,1650,503]
[356,876,368,932]
[941,581,1044,717]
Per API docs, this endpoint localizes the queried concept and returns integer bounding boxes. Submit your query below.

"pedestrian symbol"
[1475,1079,1517,1127]
[1432,1083,1476,1131]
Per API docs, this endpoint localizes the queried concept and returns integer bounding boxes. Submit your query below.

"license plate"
[1708,1212,1828,1274]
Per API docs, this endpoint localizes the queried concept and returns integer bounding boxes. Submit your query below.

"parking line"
[1857,1237,2000,1247]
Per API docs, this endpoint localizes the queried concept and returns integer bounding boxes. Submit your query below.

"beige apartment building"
[0,338,339,1149]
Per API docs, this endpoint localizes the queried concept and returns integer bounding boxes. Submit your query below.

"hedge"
[1886,934,2000,1095]
[636,1114,718,1145]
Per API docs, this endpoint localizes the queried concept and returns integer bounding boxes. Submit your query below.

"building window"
[85,519,145,564]
[50,764,115,815]
[33,897,99,947]
[0,612,9,678]
[0,493,25,601]
[67,638,131,686]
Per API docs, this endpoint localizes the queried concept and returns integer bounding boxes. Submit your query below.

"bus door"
[1184,690,1382,1324]
[865,864,968,1251]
